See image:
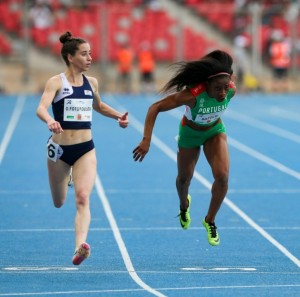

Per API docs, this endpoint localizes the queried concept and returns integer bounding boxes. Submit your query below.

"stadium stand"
[0,0,299,93]
[0,32,13,56]
[0,0,22,34]
[0,0,226,62]
[0,0,296,62]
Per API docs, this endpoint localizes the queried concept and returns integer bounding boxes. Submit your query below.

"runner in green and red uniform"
[133,50,236,246]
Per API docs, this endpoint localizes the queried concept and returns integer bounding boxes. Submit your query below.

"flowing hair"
[161,50,234,94]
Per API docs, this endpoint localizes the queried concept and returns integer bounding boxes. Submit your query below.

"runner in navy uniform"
[36,31,129,265]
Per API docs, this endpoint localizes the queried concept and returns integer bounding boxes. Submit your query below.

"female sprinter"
[133,50,236,246]
[36,31,129,264]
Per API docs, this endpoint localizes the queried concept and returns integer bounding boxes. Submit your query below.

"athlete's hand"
[132,139,150,162]
[47,119,63,134]
[118,112,129,128]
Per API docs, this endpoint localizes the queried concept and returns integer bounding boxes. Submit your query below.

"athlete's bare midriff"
[51,129,92,145]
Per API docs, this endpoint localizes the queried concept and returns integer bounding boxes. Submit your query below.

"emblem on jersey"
[199,98,205,107]
[62,88,71,95]
[84,90,92,96]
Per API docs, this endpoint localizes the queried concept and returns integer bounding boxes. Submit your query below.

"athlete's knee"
[214,171,229,188]
[176,174,192,187]
[53,198,66,208]
[75,189,90,207]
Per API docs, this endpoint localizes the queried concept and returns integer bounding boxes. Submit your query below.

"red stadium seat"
[0,34,12,56]
[31,28,50,48]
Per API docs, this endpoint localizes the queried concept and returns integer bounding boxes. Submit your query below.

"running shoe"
[202,218,220,246]
[72,242,90,265]
[179,194,191,230]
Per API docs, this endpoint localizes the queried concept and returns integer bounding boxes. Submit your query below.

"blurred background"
[1,0,300,94]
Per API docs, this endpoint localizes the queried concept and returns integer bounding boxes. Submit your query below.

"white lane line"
[228,137,300,180]
[95,175,166,297]
[0,289,147,296]
[2,267,78,271]
[269,106,300,123]
[1,284,300,296]
[2,188,300,196]
[225,110,300,144]
[2,269,300,275]
[0,95,26,165]
[123,108,300,268]
[181,267,256,271]
[158,284,300,291]
[2,226,300,233]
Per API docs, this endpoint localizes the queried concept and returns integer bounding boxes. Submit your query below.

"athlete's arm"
[88,76,129,128]
[36,75,63,134]
[133,88,195,162]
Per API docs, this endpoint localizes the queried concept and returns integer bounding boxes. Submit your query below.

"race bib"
[194,112,223,124]
[47,139,63,162]
[63,98,93,122]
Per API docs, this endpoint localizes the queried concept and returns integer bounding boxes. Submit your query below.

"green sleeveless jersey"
[184,82,235,126]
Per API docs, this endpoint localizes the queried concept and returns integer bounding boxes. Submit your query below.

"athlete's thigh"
[203,133,229,174]
[177,146,200,179]
[72,149,97,194]
[47,159,71,203]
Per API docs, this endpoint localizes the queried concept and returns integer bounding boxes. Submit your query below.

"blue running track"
[0,92,300,296]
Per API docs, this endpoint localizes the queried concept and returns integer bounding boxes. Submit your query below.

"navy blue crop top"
[52,73,94,129]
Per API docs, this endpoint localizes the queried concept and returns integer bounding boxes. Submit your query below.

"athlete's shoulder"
[188,83,206,97]
[48,74,62,83]
[45,74,62,92]
[85,75,98,93]
[85,75,97,83]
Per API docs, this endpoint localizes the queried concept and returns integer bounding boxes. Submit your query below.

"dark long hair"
[59,31,87,66]
[161,50,234,93]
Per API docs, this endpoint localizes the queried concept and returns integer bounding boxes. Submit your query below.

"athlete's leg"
[203,133,229,223]
[47,159,71,207]
[72,149,96,249]
[176,147,200,211]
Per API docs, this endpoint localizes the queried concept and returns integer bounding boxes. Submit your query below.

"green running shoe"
[179,194,191,230]
[202,218,220,246]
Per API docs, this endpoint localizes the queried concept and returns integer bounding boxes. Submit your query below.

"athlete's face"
[206,76,231,102]
[69,43,92,71]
